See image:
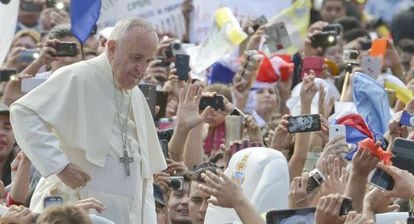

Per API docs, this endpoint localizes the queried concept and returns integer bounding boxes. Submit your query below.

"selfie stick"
[340,63,353,102]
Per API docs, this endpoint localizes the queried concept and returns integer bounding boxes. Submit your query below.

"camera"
[53,42,78,57]
[310,31,337,49]
[339,198,353,216]
[169,176,184,191]
[46,0,66,10]
[0,68,17,82]
[343,49,359,65]
[323,23,342,36]
[307,168,325,193]
[165,40,182,58]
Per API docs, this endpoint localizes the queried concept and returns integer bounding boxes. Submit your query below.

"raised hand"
[319,156,348,196]
[377,163,414,199]
[270,114,292,151]
[300,73,318,109]
[75,198,106,213]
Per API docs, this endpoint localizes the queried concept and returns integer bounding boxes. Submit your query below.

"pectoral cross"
[120,150,134,176]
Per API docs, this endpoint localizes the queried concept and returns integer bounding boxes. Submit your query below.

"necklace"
[115,83,134,176]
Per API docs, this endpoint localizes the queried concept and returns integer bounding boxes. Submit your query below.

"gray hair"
[108,17,155,42]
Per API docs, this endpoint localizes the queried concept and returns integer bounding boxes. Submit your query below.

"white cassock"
[10,53,167,224]
[204,147,290,224]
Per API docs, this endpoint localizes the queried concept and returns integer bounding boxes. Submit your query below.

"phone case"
[264,22,292,53]
[301,56,324,78]
[361,55,382,80]
[199,95,224,111]
[139,84,157,116]
[175,54,190,81]
[370,38,387,58]
[155,91,168,120]
[54,42,78,57]
[266,208,316,224]
[287,114,321,133]
[329,125,346,142]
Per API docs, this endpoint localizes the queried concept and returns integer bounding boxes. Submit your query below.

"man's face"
[0,114,15,158]
[168,181,191,224]
[321,0,346,23]
[189,181,209,224]
[107,27,158,89]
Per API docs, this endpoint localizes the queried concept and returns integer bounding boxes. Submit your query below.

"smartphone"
[225,115,244,146]
[369,167,394,191]
[323,23,342,36]
[155,56,171,68]
[21,1,43,12]
[307,168,325,193]
[339,198,353,216]
[139,83,157,117]
[301,56,324,78]
[310,31,337,49]
[175,54,190,81]
[343,49,359,65]
[21,77,47,93]
[159,139,169,159]
[0,69,17,82]
[264,21,292,53]
[44,196,63,208]
[155,91,168,120]
[199,95,224,111]
[370,38,388,58]
[329,125,346,142]
[53,42,78,57]
[266,207,316,224]
[361,55,382,79]
[18,49,41,63]
[392,138,414,175]
[288,114,321,133]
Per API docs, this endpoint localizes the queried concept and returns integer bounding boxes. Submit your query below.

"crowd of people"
[0,0,414,223]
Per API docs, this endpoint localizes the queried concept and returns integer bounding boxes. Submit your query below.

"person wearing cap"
[0,103,16,187]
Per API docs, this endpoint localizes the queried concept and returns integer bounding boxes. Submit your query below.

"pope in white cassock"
[10,17,167,224]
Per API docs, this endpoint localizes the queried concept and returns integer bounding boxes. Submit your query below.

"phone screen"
[53,42,78,57]
[155,91,168,120]
[288,114,321,133]
[392,138,414,175]
[44,196,63,208]
[199,95,224,111]
[264,22,292,53]
[266,207,316,224]
[369,168,394,191]
[175,54,190,81]
[139,84,157,117]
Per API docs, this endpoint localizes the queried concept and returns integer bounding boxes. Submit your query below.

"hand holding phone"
[0,69,17,82]
[369,167,395,191]
[310,31,337,49]
[329,125,346,142]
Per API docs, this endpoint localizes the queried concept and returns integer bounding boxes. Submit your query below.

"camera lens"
[172,42,181,50]
[170,179,181,190]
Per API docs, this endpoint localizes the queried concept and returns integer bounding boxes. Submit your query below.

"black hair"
[322,0,347,7]
[342,28,370,43]
[47,24,76,40]
[398,39,414,53]
[336,16,362,33]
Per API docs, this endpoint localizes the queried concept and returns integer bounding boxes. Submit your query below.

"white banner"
[99,0,185,39]
[189,0,292,44]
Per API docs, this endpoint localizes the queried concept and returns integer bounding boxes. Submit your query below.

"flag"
[382,74,413,104]
[352,72,391,142]
[268,0,311,55]
[0,1,19,64]
[334,113,373,160]
[71,0,101,44]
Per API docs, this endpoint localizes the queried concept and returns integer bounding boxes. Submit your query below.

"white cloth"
[0,1,19,64]
[204,147,290,224]
[10,53,167,224]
